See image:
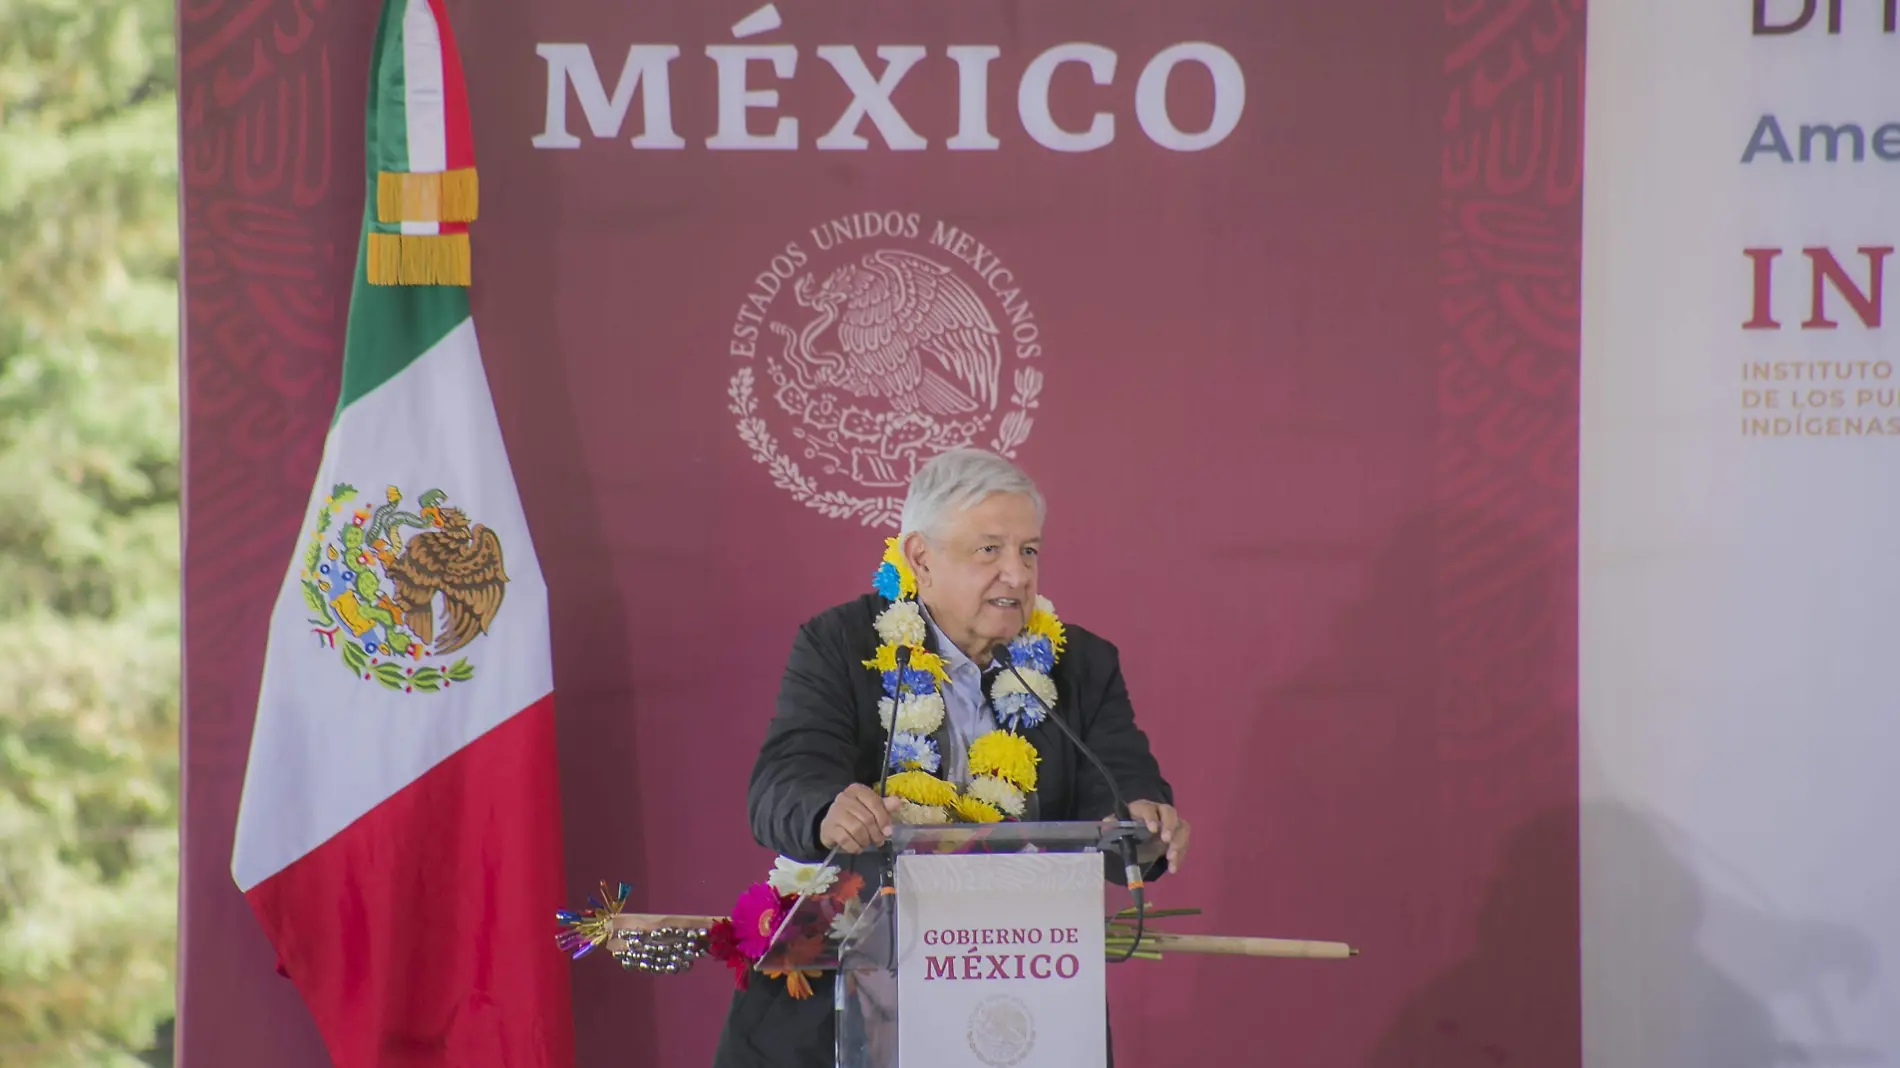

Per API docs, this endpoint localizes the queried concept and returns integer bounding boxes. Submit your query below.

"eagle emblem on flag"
[298,482,508,691]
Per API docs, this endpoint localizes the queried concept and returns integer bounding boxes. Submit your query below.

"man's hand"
[819,783,904,853]
[1117,800,1190,875]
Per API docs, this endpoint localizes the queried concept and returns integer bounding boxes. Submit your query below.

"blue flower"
[341,569,357,584]
[888,732,941,773]
[318,563,332,576]
[1008,636,1055,674]
[992,692,1047,731]
[364,641,379,655]
[883,667,938,696]
[873,561,903,601]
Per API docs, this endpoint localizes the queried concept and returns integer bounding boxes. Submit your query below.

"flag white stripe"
[401,0,447,174]
[231,317,550,891]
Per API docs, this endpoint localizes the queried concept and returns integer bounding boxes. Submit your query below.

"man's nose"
[999,555,1028,588]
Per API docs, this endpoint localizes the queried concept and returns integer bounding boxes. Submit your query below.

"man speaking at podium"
[715,448,1189,1068]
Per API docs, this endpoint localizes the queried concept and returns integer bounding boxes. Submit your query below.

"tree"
[0,0,180,1064]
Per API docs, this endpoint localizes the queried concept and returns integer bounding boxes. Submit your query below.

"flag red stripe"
[244,694,571,1068]
[425,0,474,172]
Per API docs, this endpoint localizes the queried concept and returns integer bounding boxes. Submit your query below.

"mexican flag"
[229,2,572,1065]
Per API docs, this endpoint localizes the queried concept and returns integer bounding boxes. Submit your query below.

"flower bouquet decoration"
[705,858,866,999]
[556,857,869,1000]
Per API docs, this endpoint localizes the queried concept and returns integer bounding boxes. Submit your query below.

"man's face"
[906,492,1042,662]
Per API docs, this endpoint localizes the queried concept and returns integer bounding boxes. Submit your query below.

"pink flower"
[731,882,786,960]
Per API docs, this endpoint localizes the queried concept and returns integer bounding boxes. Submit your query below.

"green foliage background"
[0,0,180,1063]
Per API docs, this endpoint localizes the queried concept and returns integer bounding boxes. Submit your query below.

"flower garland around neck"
[868,538,1066,825]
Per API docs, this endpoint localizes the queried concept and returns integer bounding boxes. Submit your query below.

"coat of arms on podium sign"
[966,994,1037,1067]
[299,482,509,691]
[728,211,1049,528]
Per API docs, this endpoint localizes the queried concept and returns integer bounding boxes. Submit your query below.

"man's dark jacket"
[712,593,1173,1068]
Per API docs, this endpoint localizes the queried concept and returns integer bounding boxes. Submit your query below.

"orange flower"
[764,968,821,999]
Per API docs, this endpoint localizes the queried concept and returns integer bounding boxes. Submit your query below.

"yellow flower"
[882,537,918,600]
[861,644,948,686]
[969,731,1039,792]
[907,650,949,685]
[951,795,1005,823]
[1026,595,1066,657]
[863,644,901,673]
[886,771,958,809]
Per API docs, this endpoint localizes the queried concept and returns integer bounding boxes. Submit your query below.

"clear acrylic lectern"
[757,820,1150,1068]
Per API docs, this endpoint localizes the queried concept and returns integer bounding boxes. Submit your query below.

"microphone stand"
[873,645,911,971]
[874,645,910,808]
[992,643,1150,962]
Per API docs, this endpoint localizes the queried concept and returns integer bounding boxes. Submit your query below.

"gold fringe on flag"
[367,232,471,287]
[376,168,479,224]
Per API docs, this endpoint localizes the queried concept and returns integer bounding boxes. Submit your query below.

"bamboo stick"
[608,914,723,932]
[1123,933,1357,959]
[605,914,1358,960]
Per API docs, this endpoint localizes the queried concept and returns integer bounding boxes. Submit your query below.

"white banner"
[1583,0,1900,1063]
[895,853,1106,1068]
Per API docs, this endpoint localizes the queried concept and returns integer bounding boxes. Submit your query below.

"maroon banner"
[179,1,1584,1065]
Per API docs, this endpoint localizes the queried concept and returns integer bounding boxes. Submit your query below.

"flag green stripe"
[334,0,466,421]
[371,2,410,183]
[369,0,410,237]
[333,236,468,421]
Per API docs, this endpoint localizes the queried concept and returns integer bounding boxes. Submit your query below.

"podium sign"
[894,852,1107,1068]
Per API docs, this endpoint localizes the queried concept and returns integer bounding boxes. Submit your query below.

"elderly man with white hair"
[715,448,1186,1068]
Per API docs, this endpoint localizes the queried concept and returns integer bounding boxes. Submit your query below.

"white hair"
[899,449,1045,537]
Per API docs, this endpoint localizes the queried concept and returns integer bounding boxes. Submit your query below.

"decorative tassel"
[555,881,634,959]
[377,168,479,224]
[366,232,471,287]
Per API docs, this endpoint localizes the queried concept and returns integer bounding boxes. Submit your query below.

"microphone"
[991,641,1151,962]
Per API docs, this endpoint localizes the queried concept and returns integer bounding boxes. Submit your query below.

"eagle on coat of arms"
[775,248,1002,418]
[299,483,508,692]
[763,248,1006,489]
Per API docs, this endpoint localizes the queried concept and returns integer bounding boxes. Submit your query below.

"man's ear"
[901,531,930,584]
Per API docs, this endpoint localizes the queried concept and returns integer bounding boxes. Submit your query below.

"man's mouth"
[987,598,1021,609]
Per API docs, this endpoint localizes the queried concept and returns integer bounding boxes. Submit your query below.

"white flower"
[828,898,867,942]
[1034,594,1056,617]
[888,732,942,773]
[965,774,1026,818]
[878,692,946,736]
[894,801,949,825]
[990,667,1057,706]
[767,857,839,897]
[874,601,928,648]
